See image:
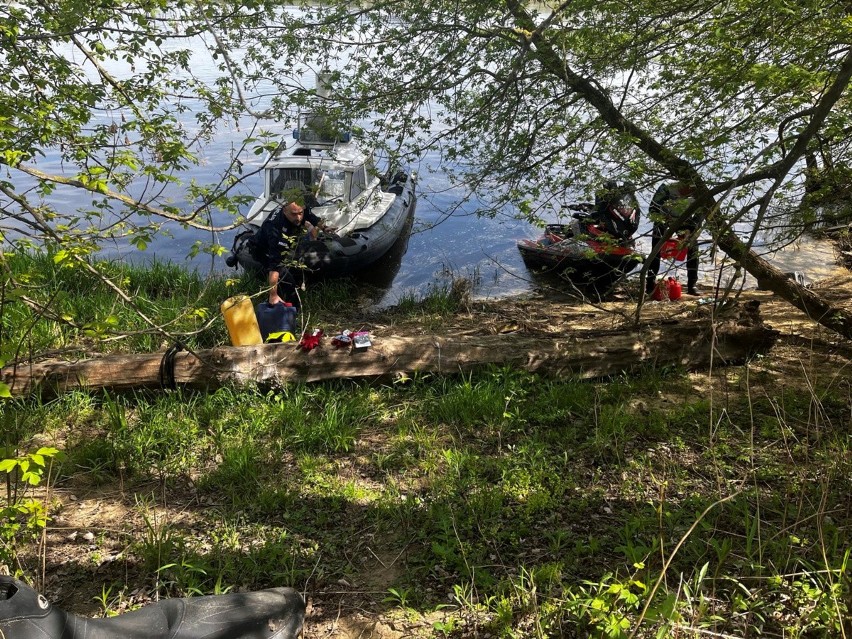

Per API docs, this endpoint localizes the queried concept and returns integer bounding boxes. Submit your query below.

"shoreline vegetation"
[2,250,851,638]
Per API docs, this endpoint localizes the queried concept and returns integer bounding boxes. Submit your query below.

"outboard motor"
[226,228,264,274]
[0,575,305,639]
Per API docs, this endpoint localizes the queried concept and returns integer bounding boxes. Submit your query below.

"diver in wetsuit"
[645,181,702,296]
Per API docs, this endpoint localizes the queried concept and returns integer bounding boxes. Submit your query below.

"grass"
[3,364,850,637]
[1,252,851,637]
[0,250,410,359]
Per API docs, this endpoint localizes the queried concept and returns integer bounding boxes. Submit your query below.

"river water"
[14,35,844,309]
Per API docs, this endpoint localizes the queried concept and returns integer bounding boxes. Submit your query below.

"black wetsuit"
[646,182,702,294]
[590,191,640,242]
[249,205,321,307]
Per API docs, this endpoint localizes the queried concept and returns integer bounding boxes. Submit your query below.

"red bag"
[660,239,688,261]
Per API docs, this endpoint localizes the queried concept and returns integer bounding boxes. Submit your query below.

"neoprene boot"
[0,575,305,639]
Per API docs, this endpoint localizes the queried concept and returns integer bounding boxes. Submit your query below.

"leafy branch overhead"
[2,0,852,345]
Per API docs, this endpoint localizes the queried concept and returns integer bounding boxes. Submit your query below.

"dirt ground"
[14,259,852,639]
[372,264,852,350]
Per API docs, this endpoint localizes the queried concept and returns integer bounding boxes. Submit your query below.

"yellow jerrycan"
[220,295,263,346]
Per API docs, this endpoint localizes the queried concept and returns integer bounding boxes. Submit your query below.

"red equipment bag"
[659,239,688,261]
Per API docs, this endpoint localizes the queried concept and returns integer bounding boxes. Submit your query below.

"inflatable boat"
[226,111,416,277]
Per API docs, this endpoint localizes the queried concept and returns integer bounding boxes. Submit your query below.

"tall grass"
[1,251,237,355]
[1,251,419,358]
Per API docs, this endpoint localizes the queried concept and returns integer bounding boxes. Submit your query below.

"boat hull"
[518,223,642,290]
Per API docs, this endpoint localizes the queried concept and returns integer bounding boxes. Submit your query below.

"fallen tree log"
[1,301,778,397]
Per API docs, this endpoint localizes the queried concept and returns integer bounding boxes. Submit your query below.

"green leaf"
[0,459,18,473]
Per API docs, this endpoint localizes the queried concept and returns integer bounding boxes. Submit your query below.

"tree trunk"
[1,302,777,396]
[507,3,852,342]
[714,228,852,337]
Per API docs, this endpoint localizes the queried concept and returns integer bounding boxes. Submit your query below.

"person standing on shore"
[645,181,703,296]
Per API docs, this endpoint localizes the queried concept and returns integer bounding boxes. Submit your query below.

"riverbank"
[3,252,852,637]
